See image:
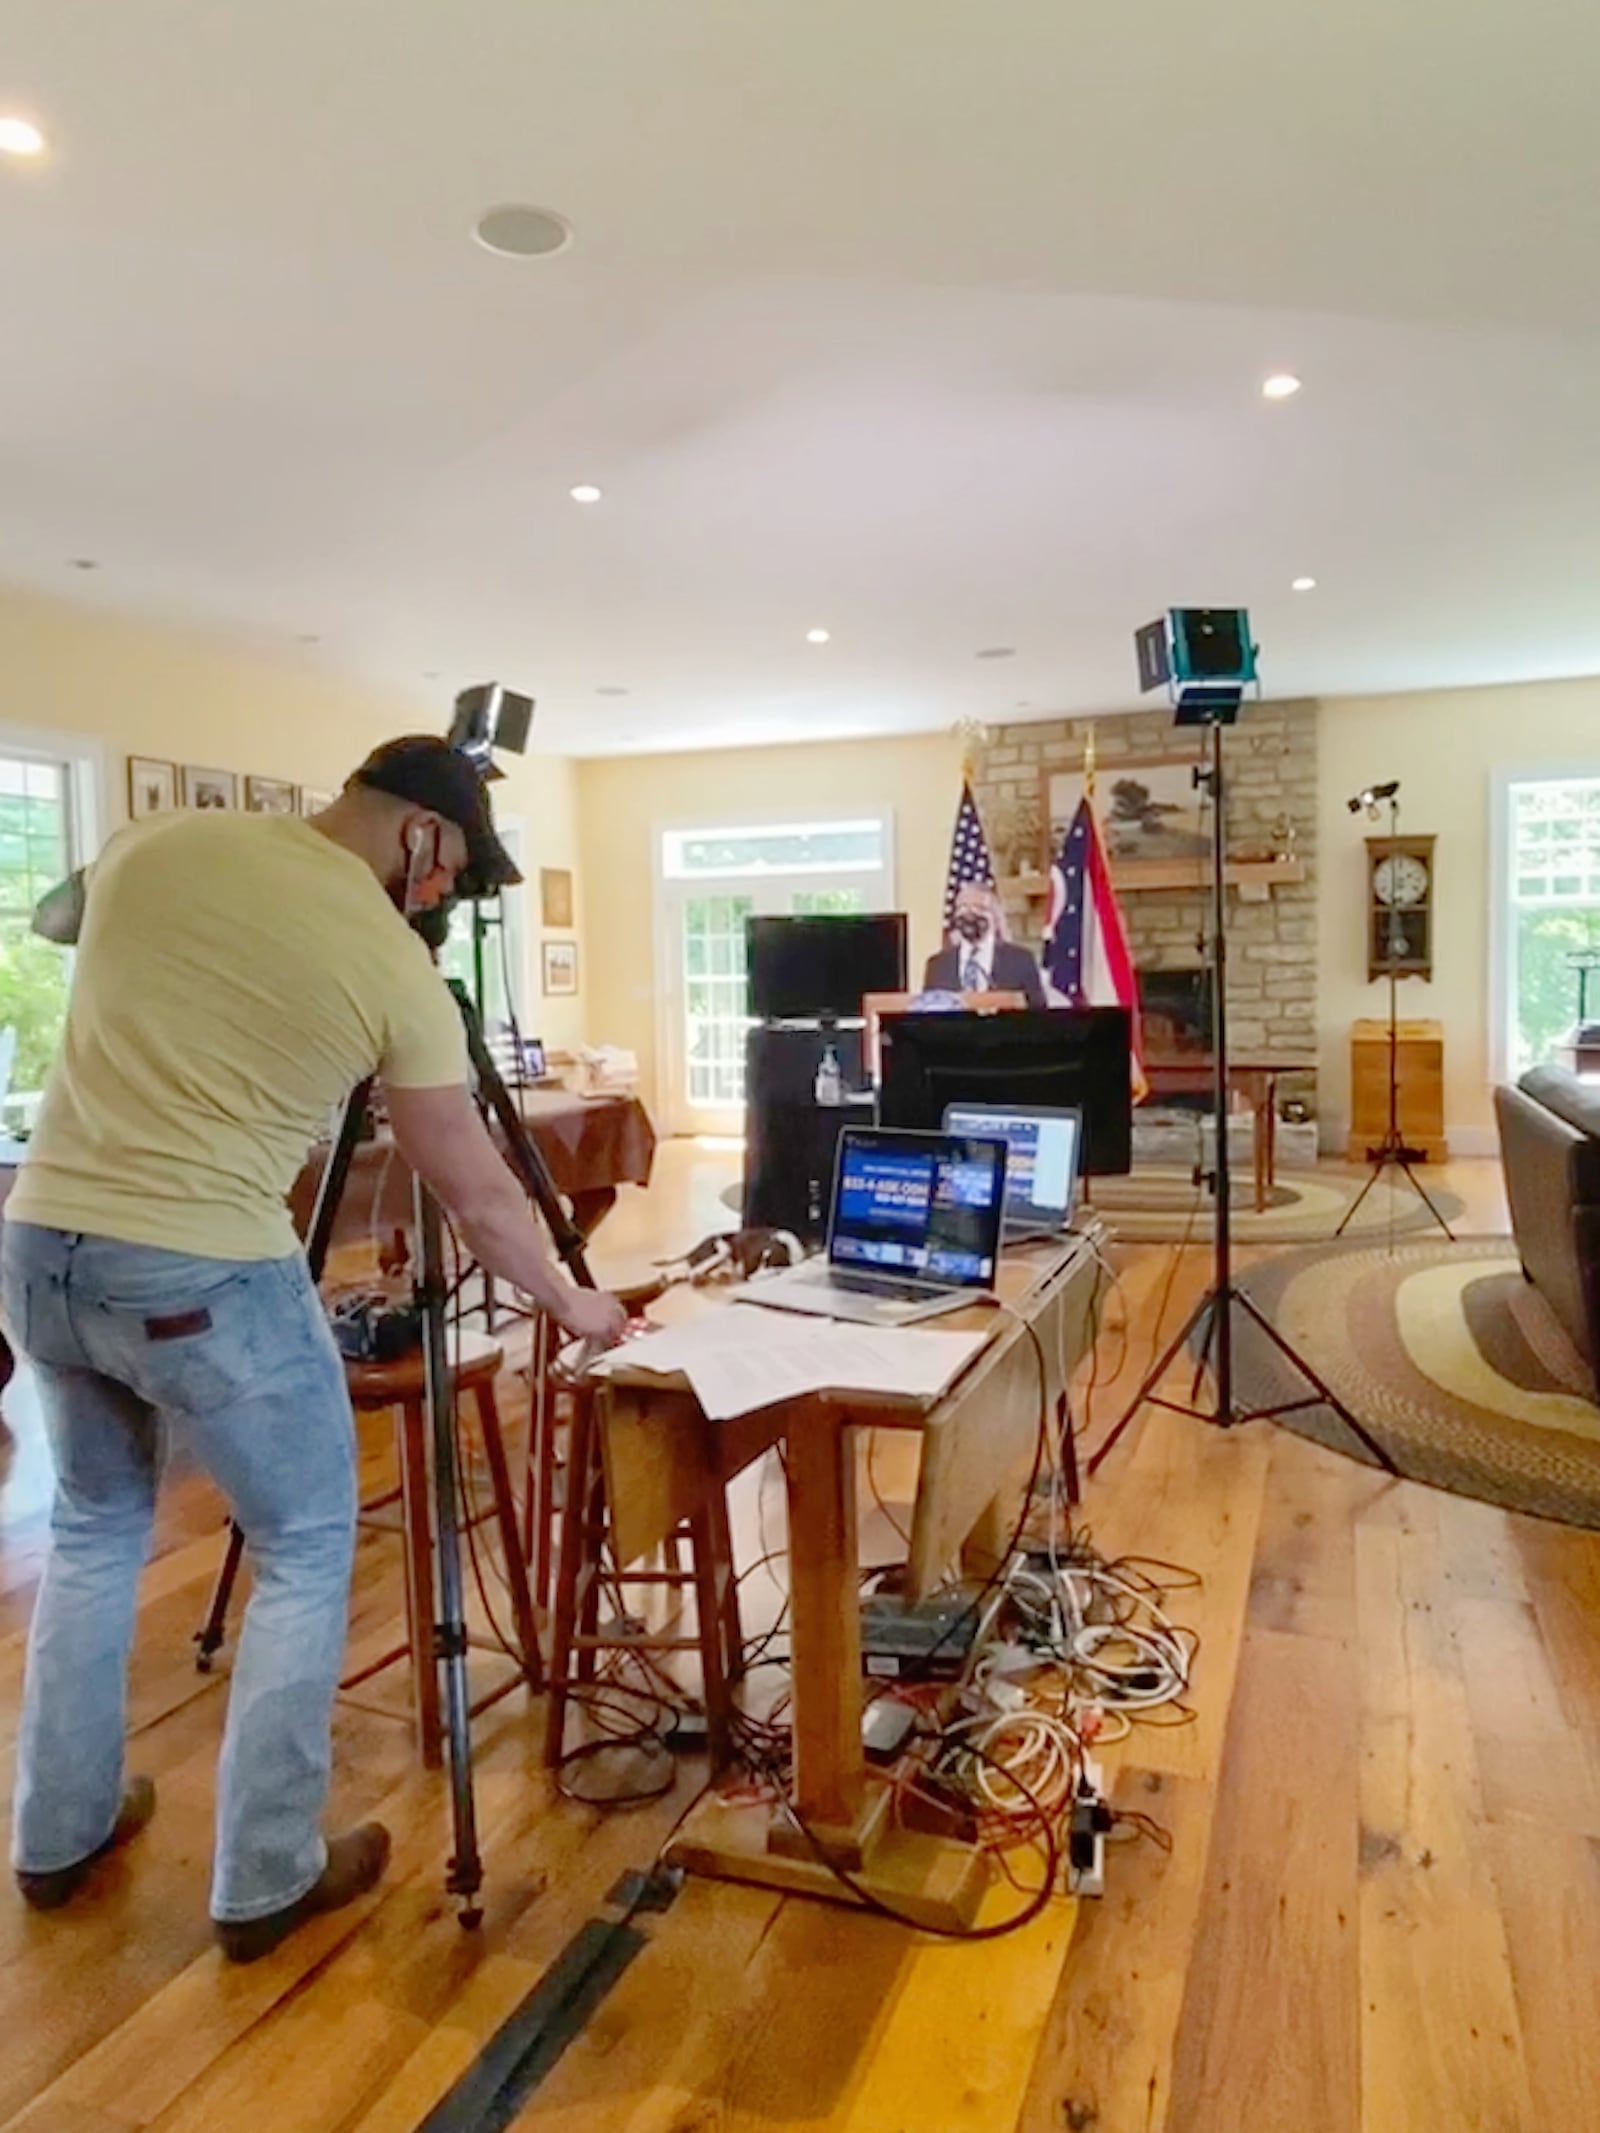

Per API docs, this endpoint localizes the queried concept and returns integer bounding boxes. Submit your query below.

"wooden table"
[288,1087,657,1244]
[597,1230,1102,1927]
[1144,1053,1315,1211]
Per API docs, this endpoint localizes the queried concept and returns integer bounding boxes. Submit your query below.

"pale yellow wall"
[0,582,586,1046]
[577,729,965,1117]
[1317,674,1600,1149]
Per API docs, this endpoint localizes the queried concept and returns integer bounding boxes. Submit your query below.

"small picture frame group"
[129,757,330,820]
[542,939,579,997]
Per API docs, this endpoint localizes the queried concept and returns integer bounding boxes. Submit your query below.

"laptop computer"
[941,1102,1083,1243]
[734,1127,1009,1325]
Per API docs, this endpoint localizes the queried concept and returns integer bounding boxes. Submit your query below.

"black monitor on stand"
[876,1007,1134,1177]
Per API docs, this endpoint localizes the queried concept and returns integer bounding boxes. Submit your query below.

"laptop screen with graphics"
[941,1102,1082,1230]
[828,1129,1008,1288]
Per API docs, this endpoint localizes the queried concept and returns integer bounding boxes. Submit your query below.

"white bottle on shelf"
[813,1041,843,1107]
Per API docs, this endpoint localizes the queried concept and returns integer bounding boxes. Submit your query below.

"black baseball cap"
[351,735,522,896]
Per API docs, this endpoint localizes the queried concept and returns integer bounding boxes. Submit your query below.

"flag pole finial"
[1083,724,1097,798]
[955,717,991,781]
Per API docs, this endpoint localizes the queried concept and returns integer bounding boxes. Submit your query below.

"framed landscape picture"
[182,765,238,812]
[245,775,299,816]
[540,867,574,928]
[299,787,335,816]
[127,756,177,818]
[1043,749,1207,866]
[542,939,579,997]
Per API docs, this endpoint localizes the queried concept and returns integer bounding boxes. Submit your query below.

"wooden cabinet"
[1348,1019,1447,1163]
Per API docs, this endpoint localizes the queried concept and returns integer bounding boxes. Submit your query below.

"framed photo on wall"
[245,775,299,816]
[299,787,335,816]
[182,765,238,812]
[542,939,579,997]
[127,756,178,818]
[1042,748,1206,867]
[540,867,574,929]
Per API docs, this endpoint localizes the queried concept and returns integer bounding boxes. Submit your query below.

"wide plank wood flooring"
[2,1146,1598,2132]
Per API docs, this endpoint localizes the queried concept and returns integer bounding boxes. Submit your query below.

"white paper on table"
[591,1311,989,1421]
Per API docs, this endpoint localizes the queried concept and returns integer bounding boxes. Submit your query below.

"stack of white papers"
[590,1311,989,1422]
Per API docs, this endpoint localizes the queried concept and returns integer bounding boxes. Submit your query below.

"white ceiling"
[5,0,1600,756]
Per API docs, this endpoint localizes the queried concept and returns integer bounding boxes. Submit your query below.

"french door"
[656,817,894,1136]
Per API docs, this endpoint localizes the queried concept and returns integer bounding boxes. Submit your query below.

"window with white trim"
[1505,776,1600,1072]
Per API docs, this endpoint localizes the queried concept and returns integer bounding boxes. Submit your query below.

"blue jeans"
[1,1222,357,1922]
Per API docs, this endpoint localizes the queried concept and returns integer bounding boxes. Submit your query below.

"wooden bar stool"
[339,1328,541,1765]
[544,1373,742,1771]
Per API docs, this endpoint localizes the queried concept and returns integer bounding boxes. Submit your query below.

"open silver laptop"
[941,1101,1083,1243]
[734,1127,1009,1326]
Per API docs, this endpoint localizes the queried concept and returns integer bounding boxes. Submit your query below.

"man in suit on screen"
[921,882,1046,1007]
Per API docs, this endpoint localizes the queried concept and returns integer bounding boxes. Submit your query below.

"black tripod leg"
[1333,1154,1387,1238]
[1394,1158,1456,1242]
[416,1178,484,1927]
[1087,1283,1219,1478]
[1233,1289,1399,1476]
[194,1521,247,1671]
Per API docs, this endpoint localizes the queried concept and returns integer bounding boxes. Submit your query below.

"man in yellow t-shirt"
[1,736,625,1961]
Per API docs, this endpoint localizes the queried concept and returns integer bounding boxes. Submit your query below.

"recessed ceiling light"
[68,557,98,571]
[473,204,572,259]
[976,647,1015,660]
[0,116,46,159]
[596,685,630,697]
[1291,576,1317,592]
[806,628,831,644]
[570,483,602,504]
[1262,373,1302,401]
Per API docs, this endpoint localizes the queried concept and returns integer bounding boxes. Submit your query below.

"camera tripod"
[1088,712,1399,1480]
[1335,790,1453,1244]
[192,979,595,1926]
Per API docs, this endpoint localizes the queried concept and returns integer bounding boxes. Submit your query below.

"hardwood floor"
[2,1146,1598,2132]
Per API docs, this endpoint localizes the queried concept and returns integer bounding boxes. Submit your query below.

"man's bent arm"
[385,1083,607,1332]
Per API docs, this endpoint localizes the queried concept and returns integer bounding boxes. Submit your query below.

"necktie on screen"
[963,954,983,992]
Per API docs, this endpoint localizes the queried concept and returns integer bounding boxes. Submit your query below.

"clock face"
[1374,852,1429,907]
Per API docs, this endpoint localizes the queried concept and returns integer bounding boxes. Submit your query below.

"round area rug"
[1227,1238,1600,1527]
[1087,1166,1465,1246]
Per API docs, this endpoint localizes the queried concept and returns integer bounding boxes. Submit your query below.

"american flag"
[941,781,997,934]
[1043,793,1148,1098]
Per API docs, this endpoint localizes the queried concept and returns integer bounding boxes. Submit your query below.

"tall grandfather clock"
[1365,834,1435,981]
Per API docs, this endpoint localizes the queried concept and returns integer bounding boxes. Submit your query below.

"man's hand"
[559,1288,628,1348]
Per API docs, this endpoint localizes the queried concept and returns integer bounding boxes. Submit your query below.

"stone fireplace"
[970,697,1320,1121]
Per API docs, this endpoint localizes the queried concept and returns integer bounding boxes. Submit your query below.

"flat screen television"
[877,1007,1133,1177]
[747,913,908,1023]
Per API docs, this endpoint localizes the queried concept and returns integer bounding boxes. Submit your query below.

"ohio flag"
[1043,795,1148,1099]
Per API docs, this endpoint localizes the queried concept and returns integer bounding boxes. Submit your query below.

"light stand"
[1335,787,1453,1243]
[1088,688,1398,1481]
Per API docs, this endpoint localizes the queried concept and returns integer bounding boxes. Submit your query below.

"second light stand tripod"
[1088,709,1399,1479]
[1335,787,1453,1243]
[192,978,597,1926]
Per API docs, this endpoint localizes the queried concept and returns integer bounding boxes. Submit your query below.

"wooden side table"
[1348,1018,1447,1163]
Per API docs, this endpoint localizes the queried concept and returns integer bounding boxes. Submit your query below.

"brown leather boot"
[214,1823,391,1964]
[16,1776,157,1910]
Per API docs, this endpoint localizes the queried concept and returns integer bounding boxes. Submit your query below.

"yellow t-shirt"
[8,811,467,1259]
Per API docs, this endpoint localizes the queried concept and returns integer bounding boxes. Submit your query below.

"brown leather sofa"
[1494,1065,1600,1393]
